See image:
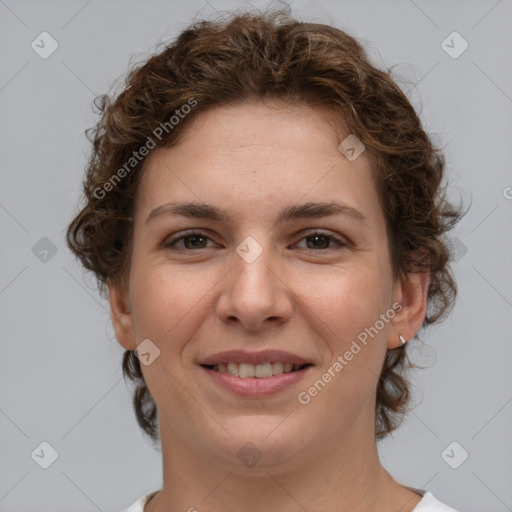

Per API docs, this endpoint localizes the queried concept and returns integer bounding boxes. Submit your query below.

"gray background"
[1,0,511,511]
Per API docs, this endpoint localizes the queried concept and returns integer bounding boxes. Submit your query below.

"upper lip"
[199,349,313,366]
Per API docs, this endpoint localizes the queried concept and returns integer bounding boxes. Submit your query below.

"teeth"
[254,362,272,378]
[211,362,305,378]
[227,362,238,376]
[271,361,283,375]
[239,363,255,378]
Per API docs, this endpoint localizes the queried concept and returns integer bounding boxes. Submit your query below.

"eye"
[164,231,216,251]
[163,230,347,253]
[294,231,346,251]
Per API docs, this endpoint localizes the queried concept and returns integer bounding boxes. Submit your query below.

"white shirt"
[120,489,459,511]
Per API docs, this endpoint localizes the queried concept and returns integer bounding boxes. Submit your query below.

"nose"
[215,243,294,332]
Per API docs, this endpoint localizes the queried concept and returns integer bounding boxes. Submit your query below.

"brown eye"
[305,234,331,249]
[181,234,208,249]
[165,231,214,251]
[296,232,346,251]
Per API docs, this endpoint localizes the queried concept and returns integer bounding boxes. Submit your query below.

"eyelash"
[164,230,347,254]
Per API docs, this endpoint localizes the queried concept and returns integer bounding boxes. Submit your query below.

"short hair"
[66,10,464,443]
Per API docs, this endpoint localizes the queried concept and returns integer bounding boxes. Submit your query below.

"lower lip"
[201,365,312,397]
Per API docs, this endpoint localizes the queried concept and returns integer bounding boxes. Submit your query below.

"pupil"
[307,235,328,249]
[186,235,205,248]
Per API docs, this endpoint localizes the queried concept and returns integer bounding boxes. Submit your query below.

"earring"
[399,335,407,346]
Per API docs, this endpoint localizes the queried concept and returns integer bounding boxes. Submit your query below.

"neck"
[144,413,421,512]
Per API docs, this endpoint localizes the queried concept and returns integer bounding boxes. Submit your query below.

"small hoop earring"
[399,335,407,346]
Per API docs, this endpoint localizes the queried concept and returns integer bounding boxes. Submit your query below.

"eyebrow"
[145,200,368,225]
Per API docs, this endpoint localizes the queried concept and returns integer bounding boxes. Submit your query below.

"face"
[110,101,426,473]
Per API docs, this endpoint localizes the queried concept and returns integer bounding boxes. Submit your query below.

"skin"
[109,101,429,512]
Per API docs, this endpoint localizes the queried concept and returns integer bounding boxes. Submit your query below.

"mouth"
[199,362,314,397]
[201,361,313,378]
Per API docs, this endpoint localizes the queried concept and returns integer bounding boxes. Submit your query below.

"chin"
[203,417,310,472]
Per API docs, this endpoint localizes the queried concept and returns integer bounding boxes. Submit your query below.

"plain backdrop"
[1,0,511,511]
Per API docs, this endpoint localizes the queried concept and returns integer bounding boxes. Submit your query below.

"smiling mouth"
[201,362,312,378]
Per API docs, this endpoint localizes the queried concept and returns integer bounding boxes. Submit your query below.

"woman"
[66,10,463,512]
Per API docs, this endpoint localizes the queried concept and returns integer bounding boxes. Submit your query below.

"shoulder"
[413,490,460,511]
[118,491,159,512]
[120,489,459,512]
[118,496,144,512]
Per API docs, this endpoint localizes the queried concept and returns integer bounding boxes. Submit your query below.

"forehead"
[172,101,351,161]
[136,102,382,225]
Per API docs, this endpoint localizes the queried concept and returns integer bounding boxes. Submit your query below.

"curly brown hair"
[66,10,464,444]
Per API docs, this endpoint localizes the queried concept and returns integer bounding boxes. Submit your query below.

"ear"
[108,279,137,351]
[387,269,430,349]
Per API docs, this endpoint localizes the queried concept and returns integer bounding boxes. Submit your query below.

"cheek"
[298,262,391,404]
[129,261,218,345]
[298,267,390,421]
[300,263,392,342]
[128,264,218,410]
